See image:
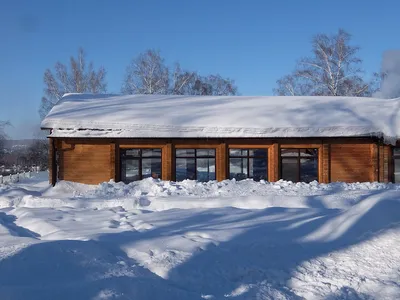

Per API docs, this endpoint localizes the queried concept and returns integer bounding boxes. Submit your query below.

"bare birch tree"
[122,50,169,94]
[274,29,372,97]
[194,74,237,96]
[39,48,107,119]
[122,49,238,96]
[170,63,198,95]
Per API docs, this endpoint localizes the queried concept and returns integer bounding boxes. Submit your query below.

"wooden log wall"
[330,143,374,182]
[50,137,394,185]
[57,139,112,184]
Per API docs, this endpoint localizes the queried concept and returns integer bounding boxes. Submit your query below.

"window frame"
[175,148,216,181]
[280,148,319,183]
[228,148,268,181]
[120,148,162,182]
[392,147,400,183]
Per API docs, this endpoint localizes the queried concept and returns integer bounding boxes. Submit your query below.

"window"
[229,149,268,181]
[120,149,161,183]
[281,148,318,183]
[175,149,216,181]
[393,148,400,183]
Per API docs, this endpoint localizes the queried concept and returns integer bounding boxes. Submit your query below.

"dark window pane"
[124,149,140,157]
[176,149,195,157]
[250,149,267,157]
[142,149,161,157]
[282,158,298,182]
[394,148,400,156]
[229,158,247,180]
[300,158,318,183]
[250,157,268,181]
[142,158,161,179]
[197,149,215,157]
[281,148,318,182]
[229,148,268,181]
[300,149,318,157]
[176,158,196,181]
[229,158,241,179]
[394,158,400,183]
[175,149,216,181]
[240,158,248,179]
[120,148,163,183]
[208,159,216,180]
[121,159,140,183]
[281,149,299,157]
[229,149,248,156]
[197,158,216,181]
[229,149,241,156]
[395,173,400,184]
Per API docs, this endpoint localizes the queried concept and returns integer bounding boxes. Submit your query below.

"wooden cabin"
[41,94,400,186]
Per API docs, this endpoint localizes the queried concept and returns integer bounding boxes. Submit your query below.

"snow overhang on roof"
[41,93,400,145]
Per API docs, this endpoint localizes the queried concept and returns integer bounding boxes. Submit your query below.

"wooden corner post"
[216,142,227,181]
[49,137,57,186]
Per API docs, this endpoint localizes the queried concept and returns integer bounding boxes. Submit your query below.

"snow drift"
[1,175,399,211]
[0,173,400,299]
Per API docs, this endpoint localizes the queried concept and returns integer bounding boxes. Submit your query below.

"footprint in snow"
[132,220,153,231]
[106,216,153,231]
[107,219,120,229]
[183,231,219,247]
[119,221,134,229]
[107,217,134,229]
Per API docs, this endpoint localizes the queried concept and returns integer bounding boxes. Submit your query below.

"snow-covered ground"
[0,172,399,299]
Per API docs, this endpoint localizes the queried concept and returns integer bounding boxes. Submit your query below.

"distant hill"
[3,139,38,149]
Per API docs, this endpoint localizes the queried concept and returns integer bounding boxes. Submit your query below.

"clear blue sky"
[1,0,399,139]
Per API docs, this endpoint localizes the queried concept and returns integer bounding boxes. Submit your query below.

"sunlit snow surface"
[0,172,399,299]
[42,93,400,144]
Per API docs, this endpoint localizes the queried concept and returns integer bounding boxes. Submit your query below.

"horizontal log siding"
[381,145,391,183]
[379,145,384,182]
[322,144,330,183]
[48,138,55,185]
[385,146,391,183]
[269,143,279,182]
[110,142,116,181]
[330,144,373,182]
[217,143,227,181]
[115,141,121,182]
[371,144,379,182]
[162,143,172,181]
[52,137,391,185]
[58,140,112,184]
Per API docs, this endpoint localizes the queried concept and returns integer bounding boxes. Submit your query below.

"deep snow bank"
[1,177,399,211]
[1,175,400,299]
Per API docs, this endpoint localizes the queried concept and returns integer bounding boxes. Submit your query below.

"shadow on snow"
[0,190,399,299]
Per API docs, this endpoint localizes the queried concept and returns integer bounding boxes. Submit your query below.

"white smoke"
[375,50,400,99]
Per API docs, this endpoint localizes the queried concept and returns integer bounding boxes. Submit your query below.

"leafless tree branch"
[122,50,237,96]
[39,48,107,119]
[274,29,373,97]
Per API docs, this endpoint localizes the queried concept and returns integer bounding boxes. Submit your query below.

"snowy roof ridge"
[41,93,400,144]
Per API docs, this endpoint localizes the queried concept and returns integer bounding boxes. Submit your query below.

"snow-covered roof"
[41,93,400,144]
